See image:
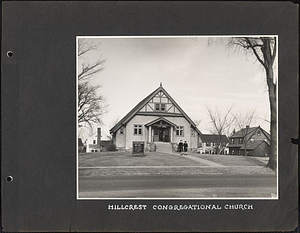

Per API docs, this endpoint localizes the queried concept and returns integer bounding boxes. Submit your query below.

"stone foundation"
[171,143,178,152]
[145,142,156,152]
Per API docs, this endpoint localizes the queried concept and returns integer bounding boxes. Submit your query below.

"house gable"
[110,84,201,135]
[138,90,182,115]
[245,127,270,143]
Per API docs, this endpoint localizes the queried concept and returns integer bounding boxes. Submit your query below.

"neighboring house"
[110,83,202,151]
[227,125,270,157]
[86,128,102,152]
[198,134,229,154]
[86,135,101,152]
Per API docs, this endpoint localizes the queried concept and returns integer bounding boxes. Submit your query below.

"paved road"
[78,174,277,198]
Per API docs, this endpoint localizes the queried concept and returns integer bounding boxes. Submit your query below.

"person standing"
[178,140,183,154]
[184,141,188,155]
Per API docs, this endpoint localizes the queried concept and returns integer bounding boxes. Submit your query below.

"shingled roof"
[230,127,257,138]
[240,139,270,150]
[200,134,229,143]
[109,85,202,135]
[230,126,270,141]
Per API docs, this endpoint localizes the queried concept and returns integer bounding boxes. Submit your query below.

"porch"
[145,117,177,143]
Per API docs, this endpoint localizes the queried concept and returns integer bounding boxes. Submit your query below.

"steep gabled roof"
[200,134,229,143]
[240,139,270,150]
[227,144,243,148]
[230,127,257,138]
[110,85,201,135]
[230,126,270,142]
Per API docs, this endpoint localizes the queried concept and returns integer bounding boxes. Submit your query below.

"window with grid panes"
[175,126,184,136]
[134,125,143,135]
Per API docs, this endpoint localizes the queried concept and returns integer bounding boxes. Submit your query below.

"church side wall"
[115,128,126,148]
[189,133,198,151]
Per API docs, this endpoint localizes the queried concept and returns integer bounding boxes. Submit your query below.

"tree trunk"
[265,67,277,170]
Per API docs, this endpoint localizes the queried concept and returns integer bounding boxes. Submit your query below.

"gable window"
[134,124,143,135]
[155,103,166,111]
[155,103,160,111]
[120,127,124,135]
[93,140,96,144]
[175,126,184,136]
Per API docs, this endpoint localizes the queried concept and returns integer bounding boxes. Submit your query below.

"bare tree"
[232,109,257,156]
[78,38,108,130]
[104,118,120,142]
[226,37,277,170]
[233,109,257,129]
[206,105,233,153]
[78,82,108,128]
[78,39,106,81]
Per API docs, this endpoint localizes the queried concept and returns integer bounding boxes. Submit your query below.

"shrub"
[107,143,117,151]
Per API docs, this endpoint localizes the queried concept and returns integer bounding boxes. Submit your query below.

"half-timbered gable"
[110,84,201,151]
[137,90,182,115]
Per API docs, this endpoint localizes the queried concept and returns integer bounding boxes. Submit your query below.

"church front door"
[153,127,170,142]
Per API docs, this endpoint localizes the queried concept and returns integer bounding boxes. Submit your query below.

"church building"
[110,83,202,151]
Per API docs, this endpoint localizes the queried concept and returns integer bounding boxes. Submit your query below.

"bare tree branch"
[78,38,108,131]
[78,82,108,126]
[206,105,233,136]
[78,59,106,81]
[232,108,257,130]
[245,38,267,69]
[78,38,100,57]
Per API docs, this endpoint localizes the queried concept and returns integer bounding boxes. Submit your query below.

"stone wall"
[145,142,156,152]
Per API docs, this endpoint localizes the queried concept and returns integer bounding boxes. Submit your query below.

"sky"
[78,36,275,140]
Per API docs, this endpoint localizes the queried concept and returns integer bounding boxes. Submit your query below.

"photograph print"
[77,36,278,199]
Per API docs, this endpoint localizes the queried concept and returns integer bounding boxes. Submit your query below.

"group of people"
[178,140,188,155]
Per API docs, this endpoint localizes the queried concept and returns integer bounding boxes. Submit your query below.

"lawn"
[78,151,206,167]
[78,151,275,177]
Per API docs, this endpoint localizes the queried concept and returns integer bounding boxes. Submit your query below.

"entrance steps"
[155,142,172,154]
